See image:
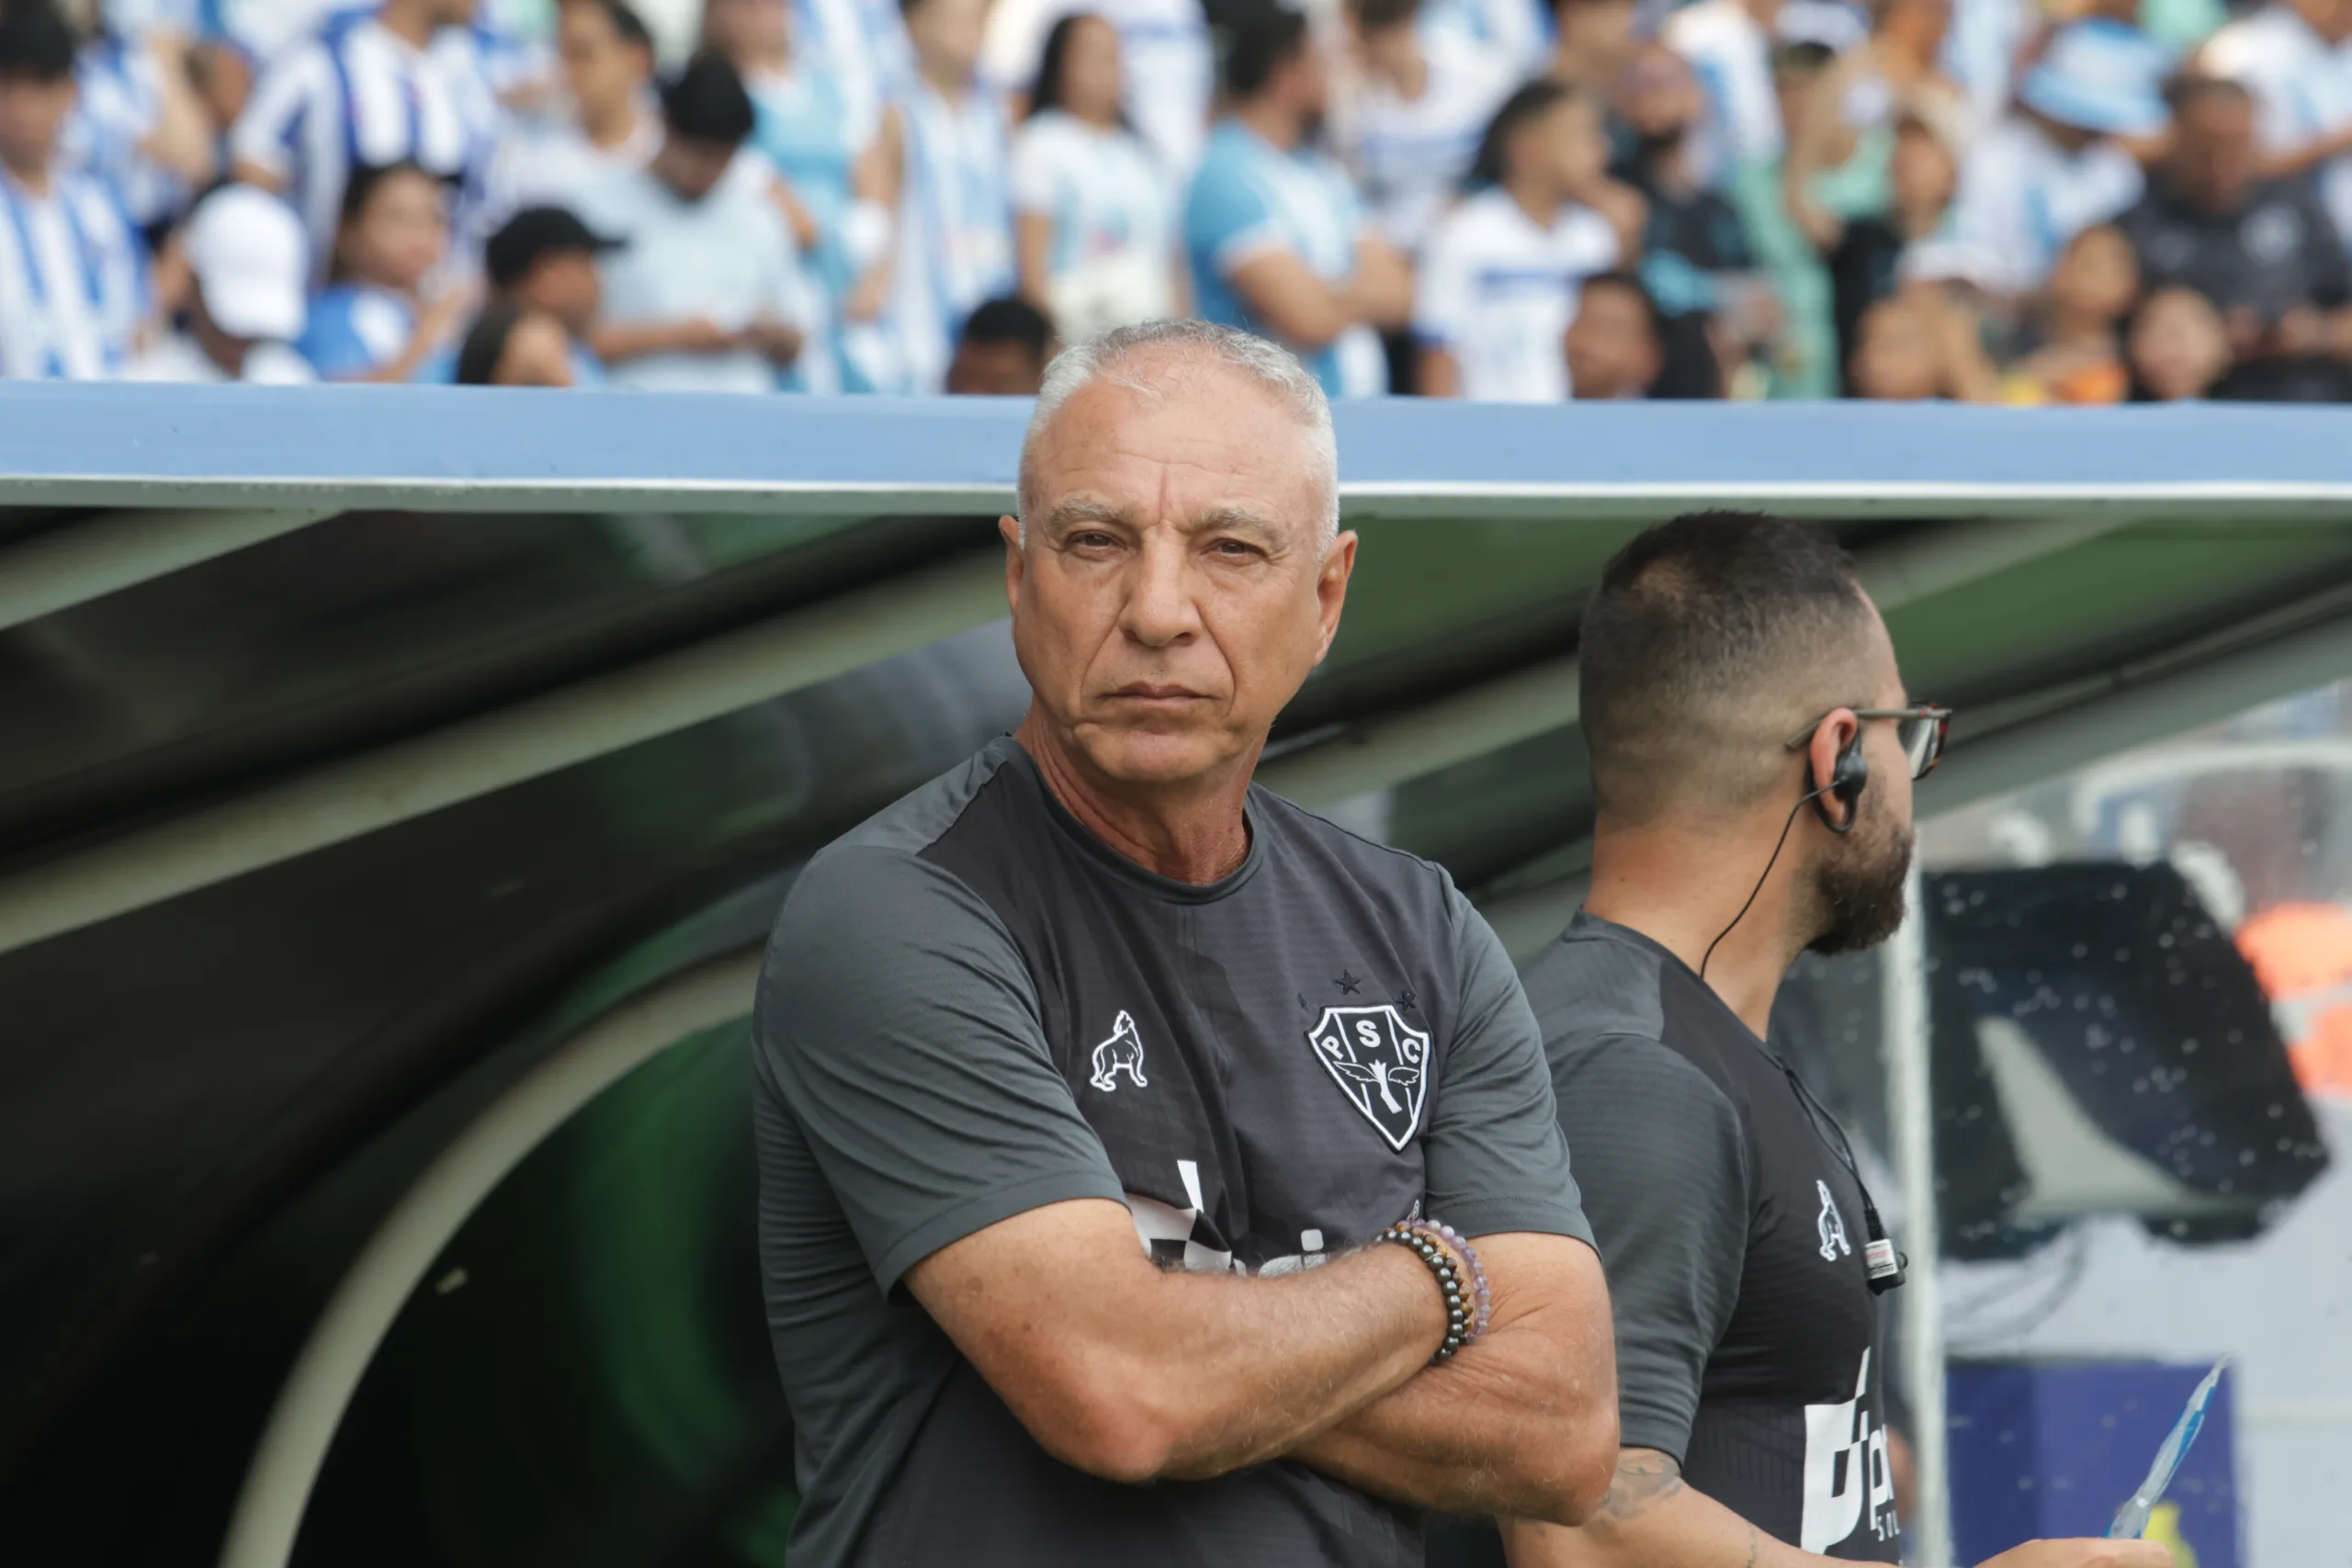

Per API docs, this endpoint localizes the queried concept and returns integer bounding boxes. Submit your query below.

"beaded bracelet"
[1405,1219,1492,1342]
[1376,1223,1476,1362]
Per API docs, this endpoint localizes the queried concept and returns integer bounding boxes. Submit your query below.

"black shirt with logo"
[2119,175,2352,401]
[1520,911,1901,1560]
[752,736,1593,1567]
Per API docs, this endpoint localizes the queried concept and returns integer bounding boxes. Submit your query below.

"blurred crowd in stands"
[4,0,2352,399]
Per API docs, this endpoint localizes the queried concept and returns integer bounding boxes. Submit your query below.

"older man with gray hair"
[752,318,1618,1566]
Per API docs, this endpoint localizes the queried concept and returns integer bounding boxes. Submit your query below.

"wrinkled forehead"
[1025,359,1329,538]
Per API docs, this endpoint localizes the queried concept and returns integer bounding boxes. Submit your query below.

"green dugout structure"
[0,385,2347,1566]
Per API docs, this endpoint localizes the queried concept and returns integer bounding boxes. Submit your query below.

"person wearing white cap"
[1943,17,2164,299]
[2200,0,2352,247]
[122,183,316,382]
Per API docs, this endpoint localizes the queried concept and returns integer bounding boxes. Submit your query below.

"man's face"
[1850,299,1941,400]
[1350,15,1417,84]
[0,70,76,174]
[1557,0,1635,67]
[908,0,989,82]
[1616,45,1701,142]
[2175,94,2256,212]
[653,135,739,201]
[1277,36,1331,126]
[560,0,650,120]
[1566,284,1657,398]
[1005,358,1356,790]
[519,249,603,334]
[947,338,1046,394]
[1806,596,1918,956]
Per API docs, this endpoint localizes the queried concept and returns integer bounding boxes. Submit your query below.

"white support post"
[1884,860,1952,1566]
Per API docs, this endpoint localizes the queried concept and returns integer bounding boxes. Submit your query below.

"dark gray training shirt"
[752,736,1592,1568]
[1521,910,1899,1560]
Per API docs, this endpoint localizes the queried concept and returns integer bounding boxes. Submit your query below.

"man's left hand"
[1290,1230,1619,1526]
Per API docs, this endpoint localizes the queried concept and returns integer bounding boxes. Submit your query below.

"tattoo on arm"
[1597,1450,1685,1521]
[1743,1523,1758,1568]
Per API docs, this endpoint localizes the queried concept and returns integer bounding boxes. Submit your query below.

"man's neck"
[1548,47,1607,93]
[918,58,969,100]
[581,96,641,152]
[1503,172,1563,229]
[0,151,51,197]
[1014,707,1255,885]
[376,0,439,49]
[1234,96,1301,152]
[1384,47,1430,101]
[1583,819,1808,1037]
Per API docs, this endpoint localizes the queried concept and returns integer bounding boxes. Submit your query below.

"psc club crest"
[1307,1005,1430,1150]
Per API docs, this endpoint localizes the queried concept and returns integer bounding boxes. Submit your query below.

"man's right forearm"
[1099,1240,1452,1480]
[1502,1450,1808,1568]
[907,1200,1451,1485]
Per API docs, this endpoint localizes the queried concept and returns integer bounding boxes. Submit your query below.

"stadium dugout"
[1,385,2348,1566]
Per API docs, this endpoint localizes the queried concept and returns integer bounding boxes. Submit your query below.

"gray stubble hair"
[1014,319,1342,551]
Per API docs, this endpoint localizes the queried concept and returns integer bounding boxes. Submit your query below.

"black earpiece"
[1807,737,1869,836]
[1702,722,1871,980]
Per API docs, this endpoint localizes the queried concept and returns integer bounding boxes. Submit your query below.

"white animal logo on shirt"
[1090,1010,1148,1091]
[1816,1179,1853,1262]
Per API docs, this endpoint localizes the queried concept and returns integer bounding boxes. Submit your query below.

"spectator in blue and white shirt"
[1414,80,1621,398]
[229,0,490,278]
[705,0,865,309]
[1009,11,1180,340]
[0,0,148,379]
[2201,0,2352,247]
[796,0,910,171]
[851,0,1012,393]
[1184,5,1409,395]
[1947,18,2165,299]
[1335,0,1519,259]
[574,52,821,391]
[61,15,215,235]
[297,159,465,378]
[980,0,1214,180]
[482,0,660,220]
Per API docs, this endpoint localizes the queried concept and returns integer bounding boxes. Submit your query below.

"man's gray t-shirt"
[752,736,1591,1567]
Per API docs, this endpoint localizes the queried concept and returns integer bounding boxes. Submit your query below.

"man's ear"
[1806,707,1861,825]
[1312,530,1358,664]
[1000,514,1024,612]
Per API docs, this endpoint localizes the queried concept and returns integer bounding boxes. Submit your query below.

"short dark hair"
[1577,270,1664,339]
[0,0,78,81]
[2167,72,2251,118]
[337,160,441,225]
[1470,79,1577,187]
[1348,0,1420,32]
[1030,11,1128,123]
[1578,513,1873,820]
[960,294,1054,359]
[1217,5,1309,100]
[455,304,525,385]
[660,51,756,146]
[569,0,653,50]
